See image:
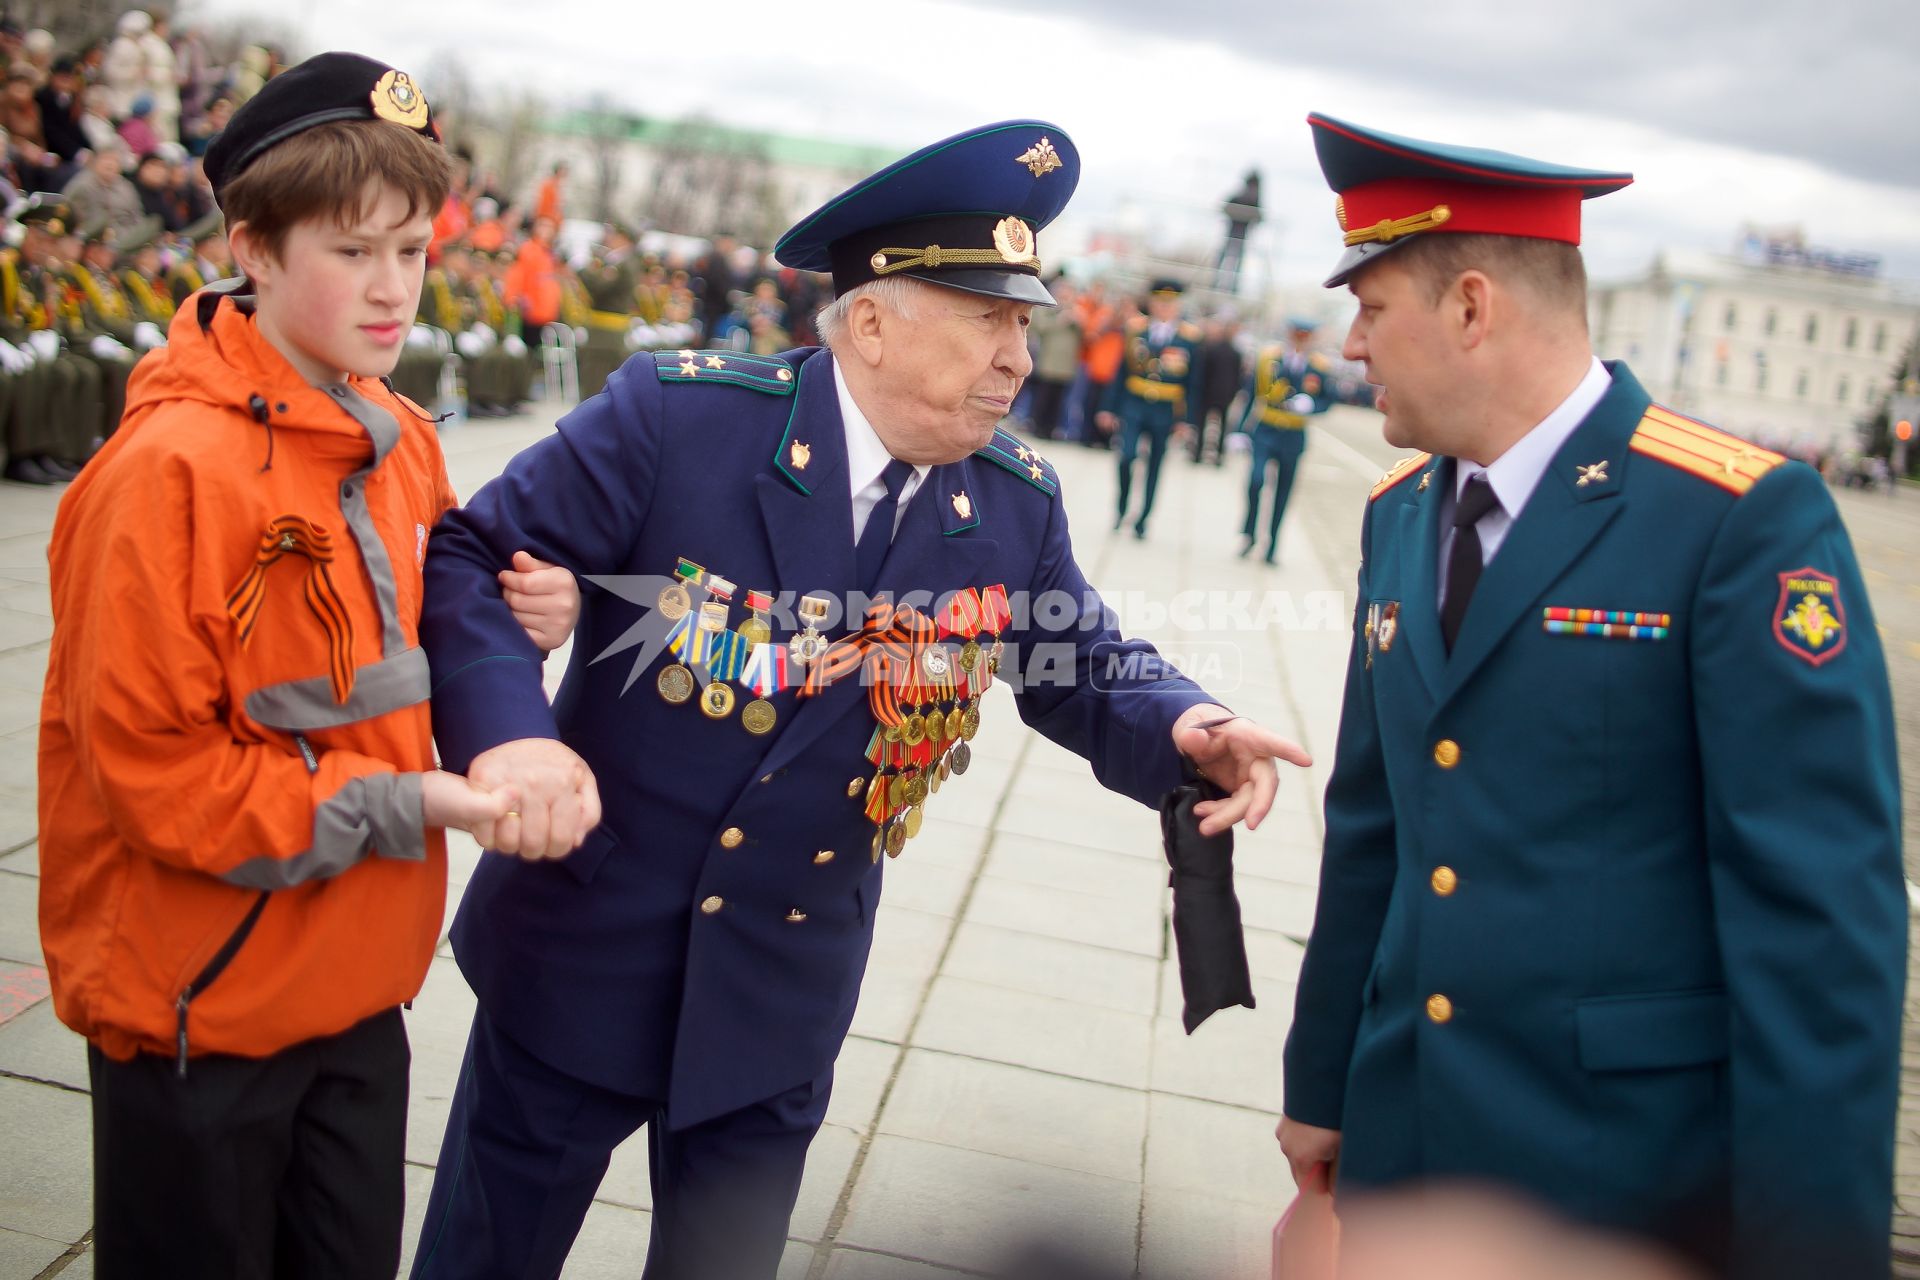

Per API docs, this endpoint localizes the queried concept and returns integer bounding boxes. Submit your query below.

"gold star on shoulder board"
[678,348,696,359]
[679,359,699,376]
[1014,445,1033,462]
[704,355,726,369]
[1575,460,1609,487]
[1027,463,1044,481]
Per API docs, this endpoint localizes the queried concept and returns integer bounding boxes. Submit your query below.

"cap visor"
[1323,237,1416,288]
[902,268,1056,306]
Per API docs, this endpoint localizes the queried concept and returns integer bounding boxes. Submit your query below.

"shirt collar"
[1458,356,1611,517]
[835,357,930,496]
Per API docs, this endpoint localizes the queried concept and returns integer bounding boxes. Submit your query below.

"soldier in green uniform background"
[63,220,143,440]
[576,222,642,399]
[1103,278,1200,540]
[167,212,231,306]
[117,219,177,330]
[2,198,102,483]
[1237,318,1333,564]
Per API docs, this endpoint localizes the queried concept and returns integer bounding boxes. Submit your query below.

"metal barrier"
[540,323,580,405]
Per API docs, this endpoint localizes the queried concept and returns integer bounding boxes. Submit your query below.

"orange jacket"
[39,289,456,1065]
[504,239,561,328]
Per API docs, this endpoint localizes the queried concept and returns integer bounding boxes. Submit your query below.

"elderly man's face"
[871,283,1033,464]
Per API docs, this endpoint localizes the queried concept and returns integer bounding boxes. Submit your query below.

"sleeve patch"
[1773,567,1848,666]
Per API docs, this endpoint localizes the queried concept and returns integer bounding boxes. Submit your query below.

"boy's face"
[244,183,431,385]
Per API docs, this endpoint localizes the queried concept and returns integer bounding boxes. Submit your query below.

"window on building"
[1723,303,1737,332]
[1764,308,1777,336]
[1804,314,1818,344]
[1795,370,1809,398]
[1836,376,1850,405]
[1844,317,1858,349]
[1874,322,1888,353]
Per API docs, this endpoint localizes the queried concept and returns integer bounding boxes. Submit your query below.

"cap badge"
[371,70,429,129]
[991,217,1034,264]
[1015,137,1063,178]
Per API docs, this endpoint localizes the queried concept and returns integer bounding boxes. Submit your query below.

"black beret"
[204,51,438,203]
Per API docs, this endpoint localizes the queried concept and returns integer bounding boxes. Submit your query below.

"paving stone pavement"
[0,397,1914,1277]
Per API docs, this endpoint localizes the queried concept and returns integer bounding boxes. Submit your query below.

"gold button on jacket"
[784,909,807,923]
[720,827,744,849]
[699,895,724,915]
[812,850,835,865]
[1433,739,1461,768]
[1426,993,1453,1023]
[1431,866,1458,896]
[846,778,864,797]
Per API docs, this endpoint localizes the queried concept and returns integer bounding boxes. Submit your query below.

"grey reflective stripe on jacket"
[221,771,425,890]
[246,646,429,732]
[320,382,406,657]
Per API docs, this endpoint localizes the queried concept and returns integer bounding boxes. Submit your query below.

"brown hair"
[220,119,452,263]
[1392,233,1588,319]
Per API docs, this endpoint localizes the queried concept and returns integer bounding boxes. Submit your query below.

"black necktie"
[1440,473,1499,653]
[855,458,913,590]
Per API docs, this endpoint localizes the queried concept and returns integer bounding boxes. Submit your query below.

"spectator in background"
[173,24,216,126]
[62,143,143,236]
[1191,315,1244,465]
[697,231,738,342]
[131,152,173,226]
[535,160,566,224]
[118,97,160,159]
[2,72,62,191]
[140,13,181,144]
[229,45,271,107]
[1024,275,1081,439]
[504,214,563,331]
[34,56,87,165]
[78,87,118,157]
[21,28,54,84]
[184,95,231,159]
[102,11,150,118]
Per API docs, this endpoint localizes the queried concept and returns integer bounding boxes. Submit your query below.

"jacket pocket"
[1575,988,1728,1072]
[175,890,271,1077]
[559,821,621,887]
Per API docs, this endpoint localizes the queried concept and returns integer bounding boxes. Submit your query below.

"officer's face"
[1343,257,1451,452]
[873,284,1034,463]
[238,182,431,385]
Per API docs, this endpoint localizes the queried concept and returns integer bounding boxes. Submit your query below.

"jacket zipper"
[174,891,271,1078]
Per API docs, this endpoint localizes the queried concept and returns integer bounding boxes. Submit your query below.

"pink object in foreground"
[1272,1164,1340,1279]
[0,963,51,1025]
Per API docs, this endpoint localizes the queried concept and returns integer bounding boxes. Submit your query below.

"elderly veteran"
[409,120,1311,1279]
[1277,114,1903,1278]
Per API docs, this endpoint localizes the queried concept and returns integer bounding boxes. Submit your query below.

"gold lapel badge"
[1417,470,1433,492]
[1016,137,1063,178]
[952,492,972,521]
[992,216,1035,265]
[789,440,812,471]
[371,70,429,129]
[1378,601,1400,652]
[1576,461,1609,487]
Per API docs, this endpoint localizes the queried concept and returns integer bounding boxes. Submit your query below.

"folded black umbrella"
[1160,780,1257,1033]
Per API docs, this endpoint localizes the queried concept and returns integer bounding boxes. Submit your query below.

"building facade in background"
[1591,228,1920,453]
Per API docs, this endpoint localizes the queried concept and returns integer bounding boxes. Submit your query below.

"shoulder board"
[973,427,1059,497]
[1628,405,1785,496]
[652,349,796,396]
[1369,452,1433,501]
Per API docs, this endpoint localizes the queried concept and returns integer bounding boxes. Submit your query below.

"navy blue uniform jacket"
[421,347,1208,1129]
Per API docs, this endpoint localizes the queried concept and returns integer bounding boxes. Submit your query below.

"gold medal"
[961,704,981,741]
[926,709,945,747]
[950,740,972,775]
[738,615,772,647]
[930,765,943,794]
[902,713,927,747]
[657,583,691,620]
[867,771,886,809]
[959,640,980,672]
[945,707,963,740]
[905,772,929,807]
[883,721,904,745]
[888,773,908,809]
[871,828,885,863]
[938,754,952,783]
[741,698,776,735]
[885,822,908,858]
[904,804,924,839]
[657,663,695,704]
[700,681,736,719]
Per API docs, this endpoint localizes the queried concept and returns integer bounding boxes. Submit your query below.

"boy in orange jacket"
[38,52,588,1278]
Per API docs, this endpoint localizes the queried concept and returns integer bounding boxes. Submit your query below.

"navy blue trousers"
[410,1009,831,1280]
[1243,425,1306,552]
[1116,407,1174,530]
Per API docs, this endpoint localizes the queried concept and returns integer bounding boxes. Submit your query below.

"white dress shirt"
[1437,357,1611,601]
[836,359,930,542]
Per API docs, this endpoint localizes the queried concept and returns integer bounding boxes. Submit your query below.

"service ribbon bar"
[1542,607,1670,641]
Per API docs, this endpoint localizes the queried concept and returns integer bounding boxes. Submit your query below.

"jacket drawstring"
[249,394,274,471]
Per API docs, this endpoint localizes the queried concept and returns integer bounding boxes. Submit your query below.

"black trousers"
[88,1007,410,1280]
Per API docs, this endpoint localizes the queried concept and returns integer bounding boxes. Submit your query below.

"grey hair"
[816,277,926,352]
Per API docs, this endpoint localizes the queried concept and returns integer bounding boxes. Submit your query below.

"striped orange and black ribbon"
[802,602,937,697]
[226,515,358,703]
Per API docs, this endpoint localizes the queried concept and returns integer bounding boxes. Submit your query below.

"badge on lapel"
[1364,600,1399,668]
[1773,568,1847,666]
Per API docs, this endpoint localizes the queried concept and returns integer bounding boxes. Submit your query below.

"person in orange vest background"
[504,214,562,332]
[535,159,566,225]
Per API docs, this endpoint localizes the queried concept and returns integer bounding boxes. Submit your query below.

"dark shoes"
[4,455,78,485]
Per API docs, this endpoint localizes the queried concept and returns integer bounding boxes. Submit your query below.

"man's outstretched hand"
[1172,703,1312,836]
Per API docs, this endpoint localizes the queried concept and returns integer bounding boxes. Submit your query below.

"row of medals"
[651,573,798,735]
[867,633,1001,861]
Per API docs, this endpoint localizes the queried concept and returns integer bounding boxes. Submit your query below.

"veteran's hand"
[499,551,580,652]
[465,737,602,860]
[1278,1115,1341,1192]
[1173,703,1312,836]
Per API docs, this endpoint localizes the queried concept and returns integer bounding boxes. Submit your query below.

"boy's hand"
[500,551,580,651]
[421,769,518,835]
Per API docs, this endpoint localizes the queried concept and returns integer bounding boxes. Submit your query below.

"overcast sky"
[184,0,1920,291]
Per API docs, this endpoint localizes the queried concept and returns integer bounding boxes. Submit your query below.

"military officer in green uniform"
[472,248,533,412]
[1103,278,1199,539]
[1278,113,1904,1280]
[1237,318,1333,564]
[576,222,642,399]
[2,198,103,483]
[117,218,176,330]
[167,212,231,306]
